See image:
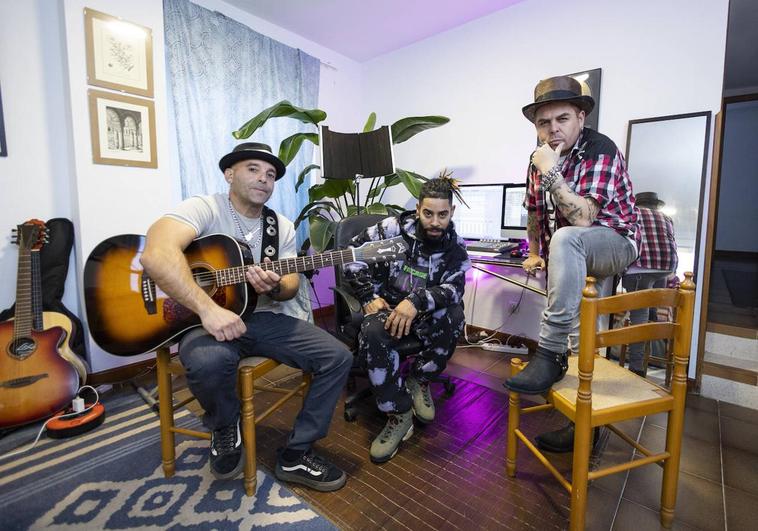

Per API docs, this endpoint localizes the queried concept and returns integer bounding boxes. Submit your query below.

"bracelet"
[539,166,563,192]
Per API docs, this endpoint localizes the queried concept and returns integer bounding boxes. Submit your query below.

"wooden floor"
[249,346,758,530]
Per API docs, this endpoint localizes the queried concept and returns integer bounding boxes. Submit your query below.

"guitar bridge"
[141,274,157,314]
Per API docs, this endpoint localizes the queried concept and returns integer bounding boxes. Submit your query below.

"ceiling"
[223,0,524,62]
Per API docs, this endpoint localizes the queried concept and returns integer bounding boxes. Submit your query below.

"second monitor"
[452,183,528,242]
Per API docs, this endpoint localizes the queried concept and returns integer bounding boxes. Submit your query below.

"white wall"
[361,0,729,374]
[0,0,363,372]
[0,0,78,317]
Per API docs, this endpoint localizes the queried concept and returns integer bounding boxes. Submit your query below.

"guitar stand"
[132,382,160,414]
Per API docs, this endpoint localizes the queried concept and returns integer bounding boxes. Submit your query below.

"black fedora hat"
[218,142,286,180]
[522,76,595,123]
[635,191,665,208]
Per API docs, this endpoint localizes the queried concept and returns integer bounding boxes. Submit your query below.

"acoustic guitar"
[84,233,407,357]
[0,222,79,429]
[30,231,88,383]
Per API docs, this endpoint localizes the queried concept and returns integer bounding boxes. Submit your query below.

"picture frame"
[566,68,602,130]
[0,84,7,157]
[88,89,157,168]
[84,8,154,98]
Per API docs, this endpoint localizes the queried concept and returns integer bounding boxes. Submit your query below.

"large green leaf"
[309,215,336,253]
[233,100,326,139]
[363,112,377,132]
[309,179,354,202]
[390,116,449,144]
[365,203,389,215]
[278,133,319,166]
[295,164,320,193]
[385,204,406,215]
[395,168,425,198]
[293,200,340,229]
[367,183,386,199]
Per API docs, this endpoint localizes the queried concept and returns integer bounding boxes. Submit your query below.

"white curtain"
[164,0,320,246]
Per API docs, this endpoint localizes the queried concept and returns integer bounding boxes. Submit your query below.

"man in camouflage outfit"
[346,178,471,462]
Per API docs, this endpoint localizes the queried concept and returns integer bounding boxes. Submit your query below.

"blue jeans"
[622,271,672,371]
[179,311,352,451]
[540,226,637,354]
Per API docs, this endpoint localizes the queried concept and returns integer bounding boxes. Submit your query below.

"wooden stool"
[156,346,311,495]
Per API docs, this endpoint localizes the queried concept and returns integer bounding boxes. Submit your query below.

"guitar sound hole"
[8,337,36,359]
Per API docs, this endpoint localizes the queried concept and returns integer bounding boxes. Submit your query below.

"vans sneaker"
[210,420,244,479]
[275,449,347,492]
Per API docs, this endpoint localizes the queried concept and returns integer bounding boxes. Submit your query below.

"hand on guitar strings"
[245,257,282,295]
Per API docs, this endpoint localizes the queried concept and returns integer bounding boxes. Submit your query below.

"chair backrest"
[332,214,388,340]
[578,272,696,389]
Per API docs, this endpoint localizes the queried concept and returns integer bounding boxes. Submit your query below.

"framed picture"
[88,89,157,168]
[0,84,7,157]
[566,68,602,130]
[84,8,154,97]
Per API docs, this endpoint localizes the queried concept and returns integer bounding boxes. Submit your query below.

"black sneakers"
[210,420,244,479]
[275,449,347,492]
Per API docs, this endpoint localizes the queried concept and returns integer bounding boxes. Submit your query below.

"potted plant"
[233,100,449,251]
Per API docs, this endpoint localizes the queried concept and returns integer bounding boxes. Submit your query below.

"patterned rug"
[0,397,335,530]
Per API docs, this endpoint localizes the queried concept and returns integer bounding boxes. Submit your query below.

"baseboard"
[88,358,156,386]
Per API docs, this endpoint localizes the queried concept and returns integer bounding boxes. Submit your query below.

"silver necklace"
[227,197,262,249]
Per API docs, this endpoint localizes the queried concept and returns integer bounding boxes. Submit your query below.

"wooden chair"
[506,273,696,530]
[617,306,675,385]
[156,346,311,496]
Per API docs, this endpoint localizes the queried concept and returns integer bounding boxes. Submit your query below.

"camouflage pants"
[358,305,465,414]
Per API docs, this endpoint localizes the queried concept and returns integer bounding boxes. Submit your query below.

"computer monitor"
[452,183,527,241]
[501,183,528,240]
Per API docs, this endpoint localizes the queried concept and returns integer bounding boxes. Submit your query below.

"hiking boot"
[535,422,600,453]
[275,449,347,492]
[407,377,434,424]
[210,420,243,479]
[370,410,414,463]
[504,346,568,395]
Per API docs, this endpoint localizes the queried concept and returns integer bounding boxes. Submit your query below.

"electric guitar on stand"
[0,221,79,429]
[84,233,407,357]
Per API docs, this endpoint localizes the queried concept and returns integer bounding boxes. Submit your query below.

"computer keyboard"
[465,240,519,254]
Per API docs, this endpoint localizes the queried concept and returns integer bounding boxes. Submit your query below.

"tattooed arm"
[549,181,599,227]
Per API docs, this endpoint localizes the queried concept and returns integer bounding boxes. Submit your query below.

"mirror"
[625,112,711,279]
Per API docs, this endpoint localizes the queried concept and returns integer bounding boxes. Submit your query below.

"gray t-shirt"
[165,193,297,315]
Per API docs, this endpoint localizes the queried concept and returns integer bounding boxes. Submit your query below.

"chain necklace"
[227,197,262,250]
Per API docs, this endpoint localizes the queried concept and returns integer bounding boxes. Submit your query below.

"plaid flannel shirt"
[635,207,677,272]
[525,128,641,258]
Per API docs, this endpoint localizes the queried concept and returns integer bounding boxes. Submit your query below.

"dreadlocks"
[419,178,454,204]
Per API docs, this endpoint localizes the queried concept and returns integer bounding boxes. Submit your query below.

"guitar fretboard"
[194,248,356,287]
[14,250,33,337]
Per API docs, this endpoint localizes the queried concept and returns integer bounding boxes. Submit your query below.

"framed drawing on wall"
[84,8,154,98]
[88,89,157,168]
[566,68,602,130]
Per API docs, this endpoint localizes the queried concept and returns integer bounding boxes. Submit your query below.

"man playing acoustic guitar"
[140,142,351,492]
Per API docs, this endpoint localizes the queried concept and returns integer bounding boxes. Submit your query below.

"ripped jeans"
[358,304,465,414]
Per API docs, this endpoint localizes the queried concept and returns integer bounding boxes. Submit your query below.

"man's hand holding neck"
[532,142,598,227]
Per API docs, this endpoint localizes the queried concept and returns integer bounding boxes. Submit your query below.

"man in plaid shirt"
[622,192,678,376]
[505,76,640,401]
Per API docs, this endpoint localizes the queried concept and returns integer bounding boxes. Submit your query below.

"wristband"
[539,166,563,192]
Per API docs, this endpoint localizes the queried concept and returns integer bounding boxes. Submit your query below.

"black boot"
[504,346,568,394]
[535,422,601,453]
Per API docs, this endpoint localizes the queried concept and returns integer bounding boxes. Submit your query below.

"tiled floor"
[253,346,758,530]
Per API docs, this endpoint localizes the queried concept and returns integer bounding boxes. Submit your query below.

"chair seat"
[239,356,270,368]
[549,356,672,425]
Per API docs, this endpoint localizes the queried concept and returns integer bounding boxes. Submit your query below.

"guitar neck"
[195,247,356,287]
[13,248,34,336]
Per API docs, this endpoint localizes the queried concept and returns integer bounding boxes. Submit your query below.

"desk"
[463,252,548,341]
